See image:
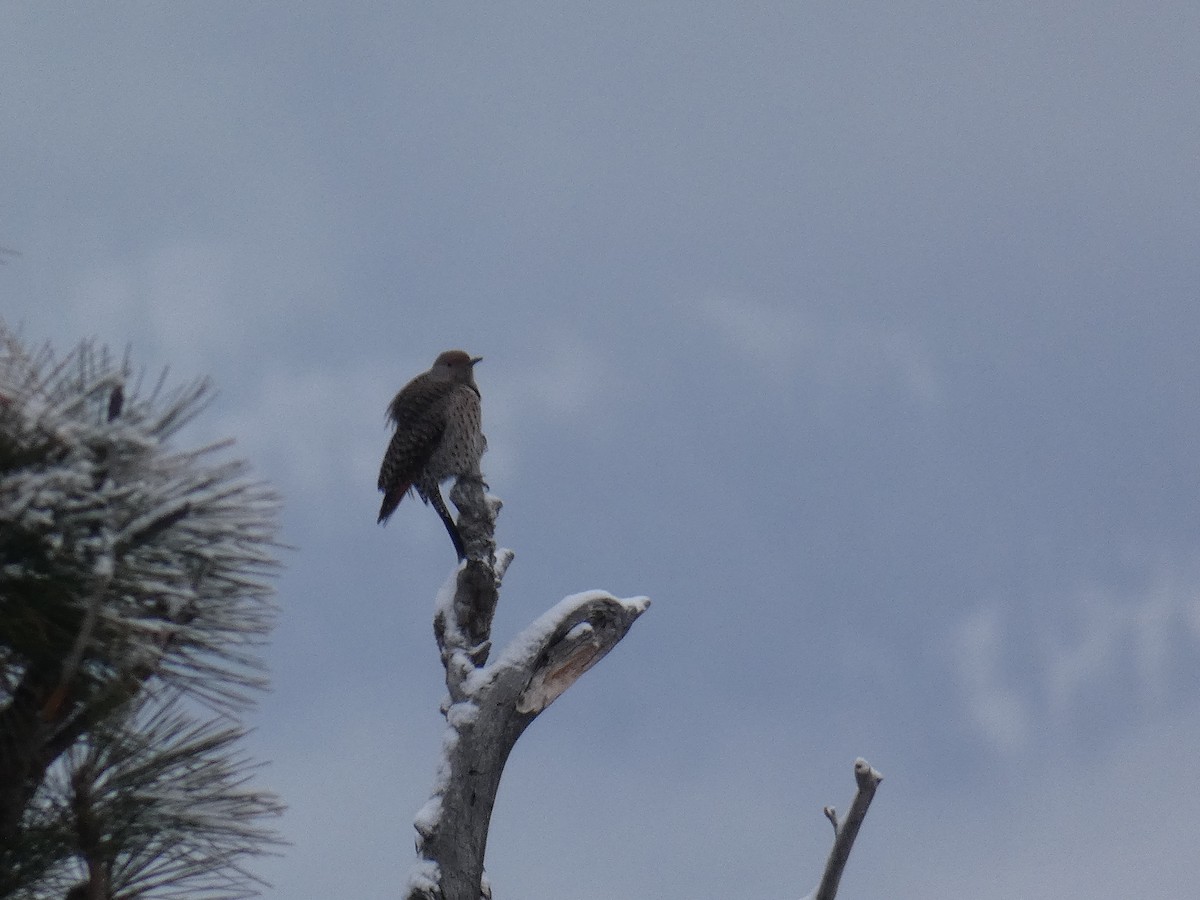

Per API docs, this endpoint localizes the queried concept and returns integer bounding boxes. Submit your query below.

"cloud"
[696,295,941,405]
[493,331,614,420]
[482,331,623,484]
[947,606,1031,755]
[878,703,1200,900]
[45,230,335,375]
[205,358,390,499]
[948,559,1200,756]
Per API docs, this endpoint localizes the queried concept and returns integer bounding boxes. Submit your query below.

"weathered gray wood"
[813,758,883,900]
[407,476,649,900]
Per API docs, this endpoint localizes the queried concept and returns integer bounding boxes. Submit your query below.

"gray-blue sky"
[4,3,1200,897]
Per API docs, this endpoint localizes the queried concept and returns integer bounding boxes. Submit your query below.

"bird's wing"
[384,375,453,428]
[376,379,457,491]
[377,420,444,490]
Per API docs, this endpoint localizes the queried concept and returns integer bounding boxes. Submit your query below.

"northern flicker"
[377,349,486,559]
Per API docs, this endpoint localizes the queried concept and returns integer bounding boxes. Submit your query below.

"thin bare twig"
[813,757,883,900]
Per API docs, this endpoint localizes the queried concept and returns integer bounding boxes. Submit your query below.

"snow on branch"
[481,590,651,714]
[407,474,649,900]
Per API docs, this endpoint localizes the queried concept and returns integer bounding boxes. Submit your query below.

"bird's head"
[432,349,482,385]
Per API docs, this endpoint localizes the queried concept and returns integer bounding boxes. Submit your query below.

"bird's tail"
[377,482,411,524]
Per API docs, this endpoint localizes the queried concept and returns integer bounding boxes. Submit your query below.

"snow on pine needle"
[0,321,285,900]
[0,322,282,712]
[28,692,285,900]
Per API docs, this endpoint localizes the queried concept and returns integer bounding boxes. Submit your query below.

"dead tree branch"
[813,757,884,900]
[408,475,649,900]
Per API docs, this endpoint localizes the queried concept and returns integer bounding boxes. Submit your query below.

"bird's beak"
[470,356,483,365]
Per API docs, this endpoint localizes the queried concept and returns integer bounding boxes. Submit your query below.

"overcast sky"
[4,4,1200,898]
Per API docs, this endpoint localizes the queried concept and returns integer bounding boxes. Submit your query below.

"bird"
[377,350,486,559]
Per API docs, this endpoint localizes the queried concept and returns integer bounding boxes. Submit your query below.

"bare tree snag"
[812,758,884,900]
[407,475,649,900]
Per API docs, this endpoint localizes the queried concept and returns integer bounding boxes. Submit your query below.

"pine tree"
[0,322,283,899]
